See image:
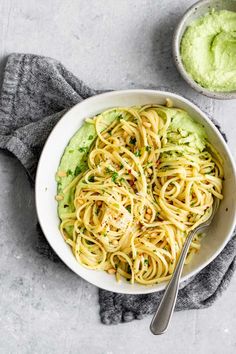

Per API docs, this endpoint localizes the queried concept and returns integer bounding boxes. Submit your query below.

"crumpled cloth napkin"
[0,53,235,325]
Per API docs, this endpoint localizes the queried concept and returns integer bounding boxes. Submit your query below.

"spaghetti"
[56,103,223,285]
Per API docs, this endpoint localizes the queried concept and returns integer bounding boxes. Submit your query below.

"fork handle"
[150,229,197,335]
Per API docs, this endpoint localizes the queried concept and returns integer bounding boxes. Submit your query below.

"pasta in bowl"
[36,90,236,294]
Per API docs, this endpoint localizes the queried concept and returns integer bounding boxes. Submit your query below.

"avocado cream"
[181,10,236,92]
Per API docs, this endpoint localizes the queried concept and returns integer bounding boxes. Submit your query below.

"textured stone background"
[0,1,235,353]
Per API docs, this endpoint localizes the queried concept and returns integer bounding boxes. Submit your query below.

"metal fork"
[150,198,220,335]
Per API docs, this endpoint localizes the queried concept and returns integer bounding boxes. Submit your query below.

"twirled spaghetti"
[56,103,223,285]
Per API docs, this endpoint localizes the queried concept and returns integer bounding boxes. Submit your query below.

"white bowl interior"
[36,90,236,294]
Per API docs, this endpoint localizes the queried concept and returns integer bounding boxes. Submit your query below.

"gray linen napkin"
[0,53,235,325]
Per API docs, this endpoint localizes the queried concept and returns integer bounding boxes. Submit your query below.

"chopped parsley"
[134,150,141,157]
[120,163,124,169]
[95,207,100,215]
[119,177,125,183]
[88,176,95,182]
[105,167,113,174]
[78,147,88,153]
[66,169,73,176]
[130,137,136,145]
[145,145,151,152]
[74,166,82,176]
[144,259,149,265]
[88,135,93,140]
[126,205,131,213]
[112,171,119,183]
[68,149,74,153]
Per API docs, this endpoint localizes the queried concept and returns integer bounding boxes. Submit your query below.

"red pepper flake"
[129,180,135,186]
[128,169,132,174]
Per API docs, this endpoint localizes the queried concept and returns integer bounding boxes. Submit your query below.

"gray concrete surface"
[0,1,236,353]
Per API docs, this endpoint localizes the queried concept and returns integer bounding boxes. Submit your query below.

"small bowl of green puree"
[173,0,236,99]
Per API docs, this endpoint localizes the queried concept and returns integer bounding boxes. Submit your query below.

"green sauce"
[181,10,236,92]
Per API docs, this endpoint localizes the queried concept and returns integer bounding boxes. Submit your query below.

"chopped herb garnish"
[126,205,131,213]
[67,169,73,176]
[103,233,107,237]
[120,163,124,169]
[144,259,148,265]
[108,129,112,136]
[134,150,141,157]
[112,171,118,183]
[74,166,82,176]
[117,114,123,120]
[78,147,88,153]
[68,149,74,153]
[119,177,125,183]
[145,145,151,152]
[88,135,93,140]
[130,137,136,145]
[88,176,95,182]
[106,167,113,174]
[95,207,100,215]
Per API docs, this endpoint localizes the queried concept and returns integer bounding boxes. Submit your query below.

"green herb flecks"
[67,169,73,176]
[74,166,82,176]
[130,137,137,145]
[134,150,141,157]
[78,147,88,153]
[88,176,95,182]
[126,205,131,213]
[112,171,119,183]
[105,167,113,174]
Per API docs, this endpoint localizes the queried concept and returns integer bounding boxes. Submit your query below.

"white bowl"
[35,89,236,294]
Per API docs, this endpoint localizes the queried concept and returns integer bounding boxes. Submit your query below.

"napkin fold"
[0,53,235,325]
